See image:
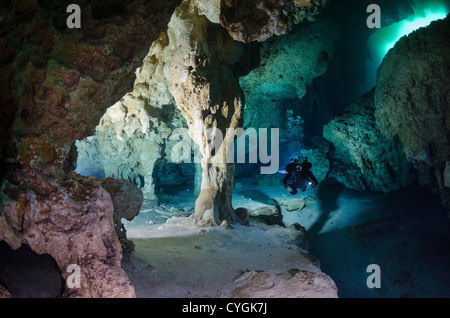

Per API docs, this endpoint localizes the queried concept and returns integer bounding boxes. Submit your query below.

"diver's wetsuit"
[283,160,298,191]
[283,158,318,194]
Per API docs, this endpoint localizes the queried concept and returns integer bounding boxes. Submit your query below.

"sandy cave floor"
[122,222,319,298]
[1,177,450,298]
[122,177,450,298]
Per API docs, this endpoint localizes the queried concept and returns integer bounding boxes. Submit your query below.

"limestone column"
[167,1,249,226]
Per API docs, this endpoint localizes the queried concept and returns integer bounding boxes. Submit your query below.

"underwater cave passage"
[47,0,450,298]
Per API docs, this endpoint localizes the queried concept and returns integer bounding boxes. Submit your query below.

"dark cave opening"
[0,242,63,298]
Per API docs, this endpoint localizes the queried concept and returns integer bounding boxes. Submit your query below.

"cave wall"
[240,8,338,145]
[0,0,180,297]
[75,0,329,193]
[73,0,423,200]
[275,0,416,141]
[74,0,326,203]
[320,14,450,215]
[374,16,450,211]
[323,89,413,192]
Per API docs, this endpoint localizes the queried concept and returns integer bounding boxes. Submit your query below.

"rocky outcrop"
[374,16,450,211]
[0,0,180,297]
[0,173,136,298]
[300,147,330,183]
[240,6,340,148]
[75,0,332,206]
[76,0,250,205]
[98,177,143,261]
[166,1,259,227]
[323,89,412,192]
[279,195,316,211]
[231,268,338,298]
[219,0,325,43]
[79,0,253,226]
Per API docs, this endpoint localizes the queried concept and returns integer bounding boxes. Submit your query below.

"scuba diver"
[281,156,318,195]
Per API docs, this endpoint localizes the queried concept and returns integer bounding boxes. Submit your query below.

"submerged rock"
[240,11,339,133]
[279,196,315,211]
[300,148,330,183]
[323,89,412,192]
[0,173,136,298]
[375,16,450,211]
[231,268,338,298]
[247,204,283,226]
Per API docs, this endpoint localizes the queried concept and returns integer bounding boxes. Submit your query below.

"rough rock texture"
[0,173,135,298]
[323,89,412,192]
[76,21,188,198]
[247,204,283,226]
[231,268,338,298]
[75,0,331,201]
[167,0,258,226]
[81,0,254,225]
[374,16,450,210]
[279,195,315,211]
[300,147,330,183]
[294,0,416,140]
[240,8,339,144]
[99,178,143,261]
[75,0,248,202]
[219,0,325,43]
[0,0,180,297]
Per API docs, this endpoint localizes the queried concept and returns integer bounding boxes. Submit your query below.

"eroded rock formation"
[374,16,450,211]
[231,268,338,298]
[75,0,334,226]
[0,0,180,297]
[239,3,339,155]
[77,0,256,225]
[167,0,258,226]
[99,177,144,261]
[323,89,412,192]
[219,0,325,43]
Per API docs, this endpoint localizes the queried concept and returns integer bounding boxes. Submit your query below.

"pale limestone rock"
[167,0,253,226]
[231,269,338,298]
[99,177,143,260]
[77,1,223,201]
[279,196,316,211]
[80,13,186,200]
[247,205,283,226]
[192,0,221,23]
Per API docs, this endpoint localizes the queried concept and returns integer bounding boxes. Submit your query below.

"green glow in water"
[368,2,449,60]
